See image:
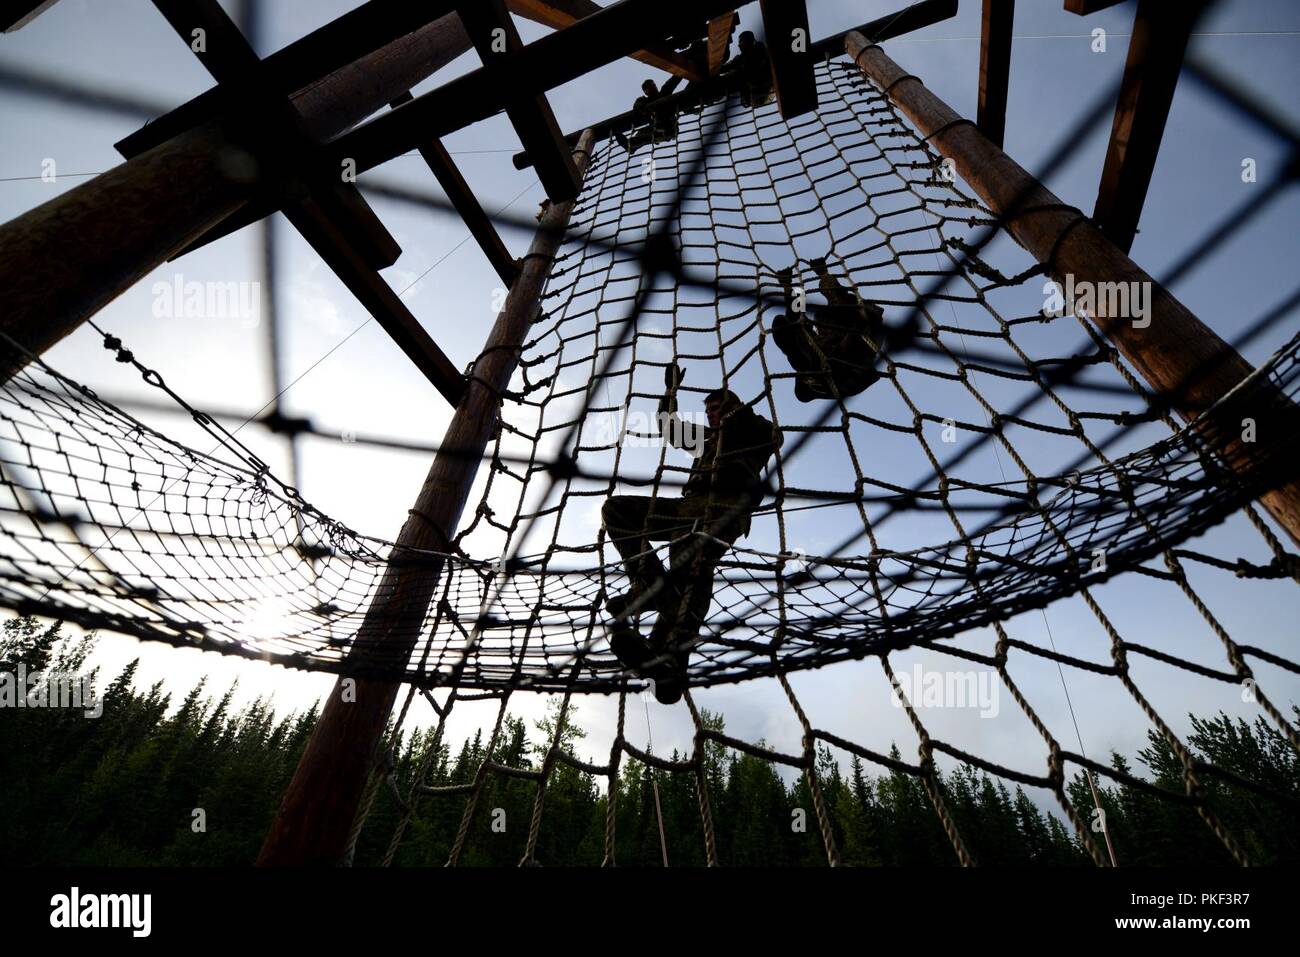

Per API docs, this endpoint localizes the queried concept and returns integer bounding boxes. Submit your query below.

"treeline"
[2,619,1296,866]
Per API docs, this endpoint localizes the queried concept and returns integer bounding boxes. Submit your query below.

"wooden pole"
[1092,0,1204,253]
[257,130,597,867]
[976,0,1014,148]
[845,31,1300,546]
[1,0,60,32]
[0,13,472,380]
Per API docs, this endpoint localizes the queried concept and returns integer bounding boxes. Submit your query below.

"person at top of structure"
[771,257,886,402]
[601,364,783,704]
[613,76,684,154]
[720,30,773,108]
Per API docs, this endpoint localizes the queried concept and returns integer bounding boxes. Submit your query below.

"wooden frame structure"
[1,0,1294,867]
[1091,0,1210,251]
[977,0,1014,147]
[0,0,59,32]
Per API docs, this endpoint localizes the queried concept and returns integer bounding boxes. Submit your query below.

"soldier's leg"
[829,334,881,398]
[773,313,824,402]
[627,127,655,154]
[601,495,689,614]
[646,509,744,704]
[653,504,743,645]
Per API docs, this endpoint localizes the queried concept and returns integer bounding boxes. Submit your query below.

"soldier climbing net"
[0,57,1296,865]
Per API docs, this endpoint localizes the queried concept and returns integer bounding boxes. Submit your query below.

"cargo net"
[0,57,1297,712]
[4,52,1299,865]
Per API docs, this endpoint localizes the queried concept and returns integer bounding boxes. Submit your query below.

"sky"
[1,0,1298,839]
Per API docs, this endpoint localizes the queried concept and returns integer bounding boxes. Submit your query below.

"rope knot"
[101,333,133,363]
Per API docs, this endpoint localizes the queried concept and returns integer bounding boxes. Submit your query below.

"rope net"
[1,56,1297,864]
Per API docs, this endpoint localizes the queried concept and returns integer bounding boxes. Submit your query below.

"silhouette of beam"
[977,0,1014,147]
[457,0,579,200]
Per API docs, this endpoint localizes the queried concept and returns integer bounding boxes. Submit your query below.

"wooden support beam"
[506,0,704,80]
[1065,0,1128,14]
[0,0,469,384]
[707,12,739,75]
[1093,0,1205,253]
[116,0,464,158]
[390,92,519,286]
[758,0,817,120]
[121,6,472,264]
[415,142,520,287]
[151,0,402,269]
[845,30,1300,546]
[1,0,58,31]
[153,0,462,395]
[329,0,741,175]
[0,125,248,381]
[457,0,579,201]
[258,130,596,867]
[977,0,1014,148]
[513,0,960,171]
[284,200,465,404]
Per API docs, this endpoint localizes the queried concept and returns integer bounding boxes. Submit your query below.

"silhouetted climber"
[771,257,885,402]
[601,363,782,703]
[721,30,773,108]
[614,76,684,154]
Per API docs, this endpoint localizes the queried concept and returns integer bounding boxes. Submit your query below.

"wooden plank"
[977,0,1014,148]
[506,0,703,79]
[284,199,465,405]
[313,182,402,270]
[707,12,739,75]
[1092,0,1204,252]
[457,0,579,201]
[390,92,519,286]
[150,0,402,269]
[117,0,461,159]
[330,0,741,175]
[414,140,520,286]
[1,0,58,31]
[1064,0,1127,14]
[758,0,817,120]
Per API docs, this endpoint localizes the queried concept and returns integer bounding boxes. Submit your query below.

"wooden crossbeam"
[1,0,58,31]
[977,0,1015,147]
[390,92,519,287]
[1064,0,1127,14]
[413,141,520,286]
[150,0,465,402]
[513,0,960,171]
[706,12,740,75]
[758,0,817,120]
[150,0,400,269]
[506,0,703,80]
[330,0,742,176]
[117,0,460,159]
[457,0,579,201]
[1093,0,1206,252]
[285,201,465,406]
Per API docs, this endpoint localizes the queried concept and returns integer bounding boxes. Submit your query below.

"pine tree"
[5,616,1293,867]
